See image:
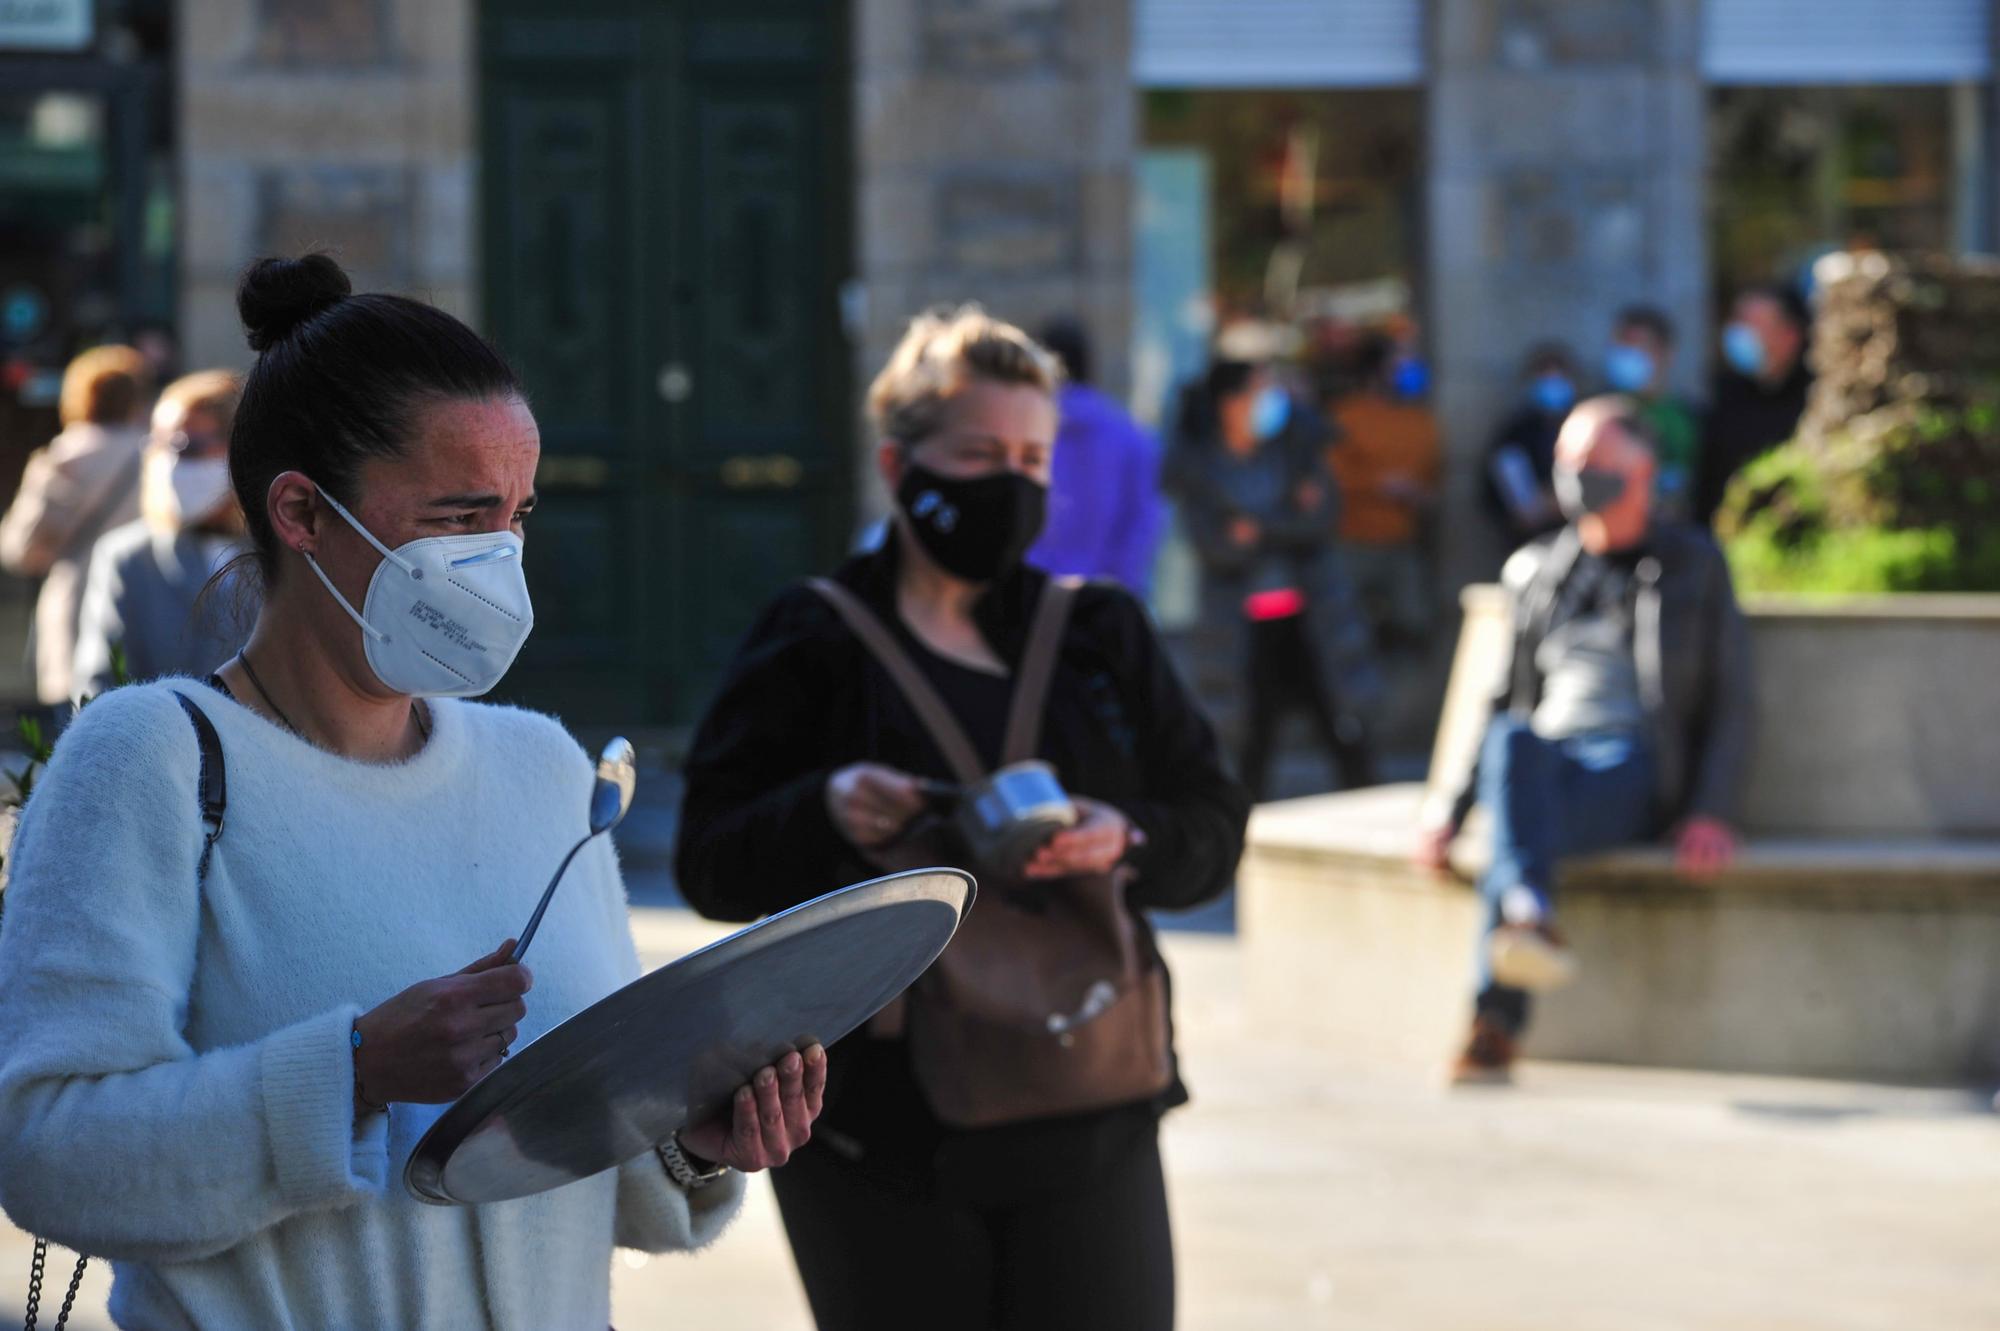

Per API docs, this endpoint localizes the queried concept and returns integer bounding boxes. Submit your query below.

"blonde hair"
[142,370,243,531]
[867,305,1061,447]
[59,344,152,427]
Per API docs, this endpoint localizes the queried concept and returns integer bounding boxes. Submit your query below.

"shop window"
[1710,84,1989,307]
[1136,89,1424,627]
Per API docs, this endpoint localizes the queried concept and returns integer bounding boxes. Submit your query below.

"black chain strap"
[20,1240,38,1331]
[52,1248,86,1331]
[23,1237,87,1331]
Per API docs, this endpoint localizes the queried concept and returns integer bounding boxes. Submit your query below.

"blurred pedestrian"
[1302,312,1364,407]
[1171,359,1379,801]
[1603,305,1701,522]
[0,254,816,1331]
[1027,316,1166,595]
[1329,332,1441,649]
[1483,343,1576,544]
[0,344,153,706]
[678,306,1249,1331]
[1416,397,1753,1084]
[132,321,181,387]
[1696,283,1812,524]
[72,370,252,698]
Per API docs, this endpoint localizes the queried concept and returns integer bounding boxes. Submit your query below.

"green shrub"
[1718,402,2000,594]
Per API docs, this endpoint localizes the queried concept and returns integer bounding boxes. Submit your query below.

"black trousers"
[771,1120,1176,1331]
[1238,614,1374,801]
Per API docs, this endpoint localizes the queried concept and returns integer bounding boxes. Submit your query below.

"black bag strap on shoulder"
[173,691,226,881]
[22,691,227,1331]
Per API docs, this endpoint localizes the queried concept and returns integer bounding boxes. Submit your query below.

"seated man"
[1416,396,1754,1083]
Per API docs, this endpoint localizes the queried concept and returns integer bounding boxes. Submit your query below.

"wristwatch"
[655,1134,729,1192]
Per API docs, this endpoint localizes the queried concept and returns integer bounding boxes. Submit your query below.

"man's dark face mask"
[1554,466,1629,520]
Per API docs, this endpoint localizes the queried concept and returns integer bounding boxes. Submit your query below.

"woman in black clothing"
[1168,359,1379,801]
[676,307,1250,1331]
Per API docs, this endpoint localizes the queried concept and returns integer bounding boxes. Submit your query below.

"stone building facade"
[179,0,479,367]
[178,0,1135,508]
[117,0,1999,722]
[849,0,1135,503]
[172,2,1998,570]
[1427,0,1711,580]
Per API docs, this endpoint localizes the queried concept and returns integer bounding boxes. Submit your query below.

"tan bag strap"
[1002,577,1080,766]
[808,578,986,784]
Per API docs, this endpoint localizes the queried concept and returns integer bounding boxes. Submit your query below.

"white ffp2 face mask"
[170,456,235,527]
[302,488,534,698]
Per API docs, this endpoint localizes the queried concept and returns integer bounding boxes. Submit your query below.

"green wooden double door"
[481,0,852,726]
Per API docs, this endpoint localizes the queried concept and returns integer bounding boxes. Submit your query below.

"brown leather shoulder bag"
[807,577,1173,1128]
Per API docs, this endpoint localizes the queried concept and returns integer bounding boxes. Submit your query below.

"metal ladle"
[510,737,638,964]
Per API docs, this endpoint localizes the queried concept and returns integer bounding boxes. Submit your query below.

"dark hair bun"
[237,253,352,352]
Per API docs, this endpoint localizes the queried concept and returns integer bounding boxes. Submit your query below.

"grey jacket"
[1443,521,1754,829]
[71,520,250,699]
[1167,419,1382,747]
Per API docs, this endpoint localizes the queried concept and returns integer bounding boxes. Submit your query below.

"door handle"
[657,363,693,403]
[719,454,804,490]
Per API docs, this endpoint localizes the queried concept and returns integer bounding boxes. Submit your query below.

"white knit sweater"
[0,680,743,1330]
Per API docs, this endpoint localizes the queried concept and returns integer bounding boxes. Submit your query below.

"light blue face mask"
[1529,373,1576,416]
[1604,344,1655,394]
[1722,322,1765,377]
[1249,384,1291,441]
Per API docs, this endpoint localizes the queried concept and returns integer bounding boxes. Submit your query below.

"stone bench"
[1240,783,2000,1083]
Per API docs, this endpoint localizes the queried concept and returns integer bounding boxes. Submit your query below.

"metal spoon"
[511,737,638,964]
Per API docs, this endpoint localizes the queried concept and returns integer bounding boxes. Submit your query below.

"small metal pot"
[953,761,1079,878]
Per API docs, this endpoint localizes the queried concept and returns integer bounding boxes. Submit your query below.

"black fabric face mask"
[896,463,1048,583]
[1554,466,1629,520]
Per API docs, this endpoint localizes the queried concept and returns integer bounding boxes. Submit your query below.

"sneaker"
[1487,922,1579,992]
[1450,1016,1518,1086]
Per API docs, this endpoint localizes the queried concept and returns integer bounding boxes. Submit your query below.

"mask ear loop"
[302,486,419,645]
[302,551,388,644]
[315,486,423,579]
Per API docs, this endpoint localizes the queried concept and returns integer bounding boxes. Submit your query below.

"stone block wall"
[1434,584,2000,837]
[178,0,476,370]
[1428,0,1707,583]
[853,0,1135,509]
[1804,250,2000,435]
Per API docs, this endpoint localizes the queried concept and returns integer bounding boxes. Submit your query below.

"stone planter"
[1240,784,2000,1083]
[1236,586,2000,1083]
[1431,587,2000,837]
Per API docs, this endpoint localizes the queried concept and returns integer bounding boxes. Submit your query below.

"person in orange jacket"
[1328,333,1441,649]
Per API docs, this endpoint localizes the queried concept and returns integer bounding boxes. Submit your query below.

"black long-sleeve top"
[674,535,1250,1190]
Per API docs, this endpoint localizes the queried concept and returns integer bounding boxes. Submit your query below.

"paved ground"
[5,909,1996,1329]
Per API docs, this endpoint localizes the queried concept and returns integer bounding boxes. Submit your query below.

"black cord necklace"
[235,651,431,743]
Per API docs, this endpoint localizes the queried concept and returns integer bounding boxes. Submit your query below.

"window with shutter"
[1134,0,1423,88]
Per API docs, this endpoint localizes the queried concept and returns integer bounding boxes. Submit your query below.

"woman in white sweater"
[0,254,824,1330]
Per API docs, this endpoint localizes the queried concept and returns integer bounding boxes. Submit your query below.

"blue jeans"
[1473,716,1657,1035]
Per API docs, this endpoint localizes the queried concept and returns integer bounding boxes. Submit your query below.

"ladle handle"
[510,832,593,965]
